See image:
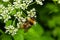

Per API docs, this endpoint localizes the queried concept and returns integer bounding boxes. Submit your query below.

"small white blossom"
[0,4,4,8]
[27,8,36,17]
[0,4,5,13]
[23,0,33,5]
[3,0,9,2]
[0,13,11,23]
[7,4,14,11]
[20,17,26,22]
[14,0,21,3]
[17,21,24,29]
[5,25,18,36]
[3,8,9,14]
[35,0,44,5]
[13,2,21,9]
[17,22,21,28]
[20,3,28,10]
[14,11,22,19]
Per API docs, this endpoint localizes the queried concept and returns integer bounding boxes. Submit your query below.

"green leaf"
[31,22,44,36]
[0,29,4,34]
[10,9,16,15]
[0,34,12,40]
[40,31,54,40]
[52,27,60,37]
[46,3,59,13]
[40,35,54,40]
[24,23,43,40]
[24,28,41,40]
[5,20,12,27]
[47,19,56,28]
[48,16,60,28]
[13,29,24,40]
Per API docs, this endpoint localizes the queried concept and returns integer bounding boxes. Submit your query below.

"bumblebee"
[20,17,36,29]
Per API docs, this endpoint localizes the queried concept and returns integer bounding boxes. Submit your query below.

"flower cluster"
[0,4,11,23]
[0,0,44,36]
[5,25,18,35]
[35,0,44,5]
[27,8,36,18]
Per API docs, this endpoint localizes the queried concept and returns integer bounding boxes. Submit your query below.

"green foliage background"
[0,0,60,40]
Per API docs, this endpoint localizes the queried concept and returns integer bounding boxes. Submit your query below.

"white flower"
[13,0,33,10]
[7,4,14,11]
[27,8,36,17]
[35,0,44,5]
[0,13,11,23]
[0,5,11,22]
[13,2,21,9]
[14,11,22,19]
[23,0,33,5]
[17,17,26,28]
[0,4,5,13]
[20,17,26,22]
[21,0,33,10]
[14,0,21,3]
[0,4,4,8]
[3,0,9,2]
[20,3,28,10]
[17,22,21,28]
[3,8,9,14]
[5,25,18,36]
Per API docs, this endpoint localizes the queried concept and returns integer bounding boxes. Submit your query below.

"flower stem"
[29,2,36,6]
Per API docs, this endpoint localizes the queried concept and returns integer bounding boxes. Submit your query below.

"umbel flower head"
[5,25,18,35]
[27,8,36,17]
[0,0,44,36]
[36,0,44,5]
